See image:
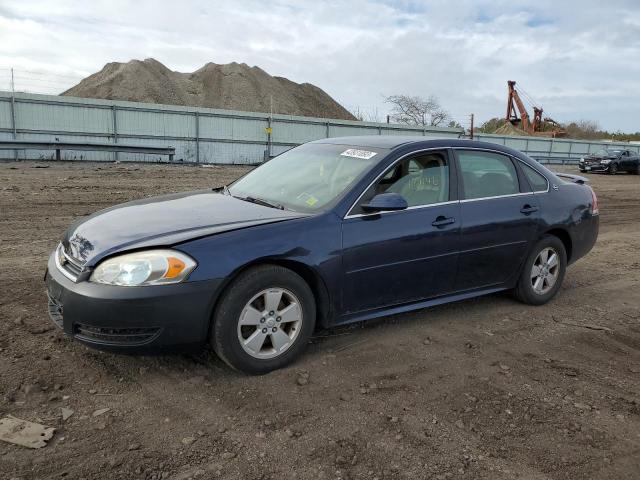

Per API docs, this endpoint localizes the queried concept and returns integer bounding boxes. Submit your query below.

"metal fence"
[471,133,640,165]
[0,91,462,164]
[1,90,638,165]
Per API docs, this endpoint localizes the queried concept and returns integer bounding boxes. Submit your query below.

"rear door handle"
[432,216,456,228]
[520,204,539,215]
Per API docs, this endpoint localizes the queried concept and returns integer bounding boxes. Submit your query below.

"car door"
[341,149,460,313]
[618,151,628,171]
[620,150,632,171]
[453,149,540,291]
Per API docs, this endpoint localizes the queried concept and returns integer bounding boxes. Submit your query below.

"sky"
[1,0,639,131]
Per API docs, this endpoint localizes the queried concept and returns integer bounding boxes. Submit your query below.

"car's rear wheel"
[211,265,315,374]
[609,163,618,175]
[514,235,567,305]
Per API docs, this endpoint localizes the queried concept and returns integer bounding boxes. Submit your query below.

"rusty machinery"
[506,80,565,137]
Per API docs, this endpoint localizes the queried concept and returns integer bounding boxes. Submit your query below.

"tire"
[513,235,567,306]
[211,264,316,374]
[609,163,618,175]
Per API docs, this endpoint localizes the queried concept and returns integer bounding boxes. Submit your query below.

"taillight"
[589,186,599,215]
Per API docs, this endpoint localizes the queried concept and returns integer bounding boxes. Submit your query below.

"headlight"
[600,159,611,164]
[90,249,197,286]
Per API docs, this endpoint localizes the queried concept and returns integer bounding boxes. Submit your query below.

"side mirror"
[361,193,408,212]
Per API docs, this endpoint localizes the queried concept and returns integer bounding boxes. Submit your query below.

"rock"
[423,338,432,345]
[92,408,110,417]
[0,417,55,449]
[296,372,309,386]
[339,393,351,402]
[573,403,592,411]
[128,443,141,451]
[61,408,74,421]
[222,451,236,459]
[455,420,465,429]
[499,364,510,371]
[88,389,97,395]
[181,437,196,445]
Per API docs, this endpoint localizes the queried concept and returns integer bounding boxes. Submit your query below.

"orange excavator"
[506,81,565,137]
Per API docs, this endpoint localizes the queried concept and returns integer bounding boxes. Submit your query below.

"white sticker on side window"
[340,149,377,160]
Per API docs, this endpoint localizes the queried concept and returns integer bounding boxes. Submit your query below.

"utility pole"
[469,113,474,140]
[265,94,273,161]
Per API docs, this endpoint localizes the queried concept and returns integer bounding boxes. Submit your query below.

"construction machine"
[505,81,565,137]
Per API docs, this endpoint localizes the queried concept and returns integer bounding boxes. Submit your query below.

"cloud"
[0,0,638,131]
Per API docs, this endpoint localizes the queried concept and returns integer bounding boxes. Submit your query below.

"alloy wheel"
[237,288,303,359]
[531,247,560,295]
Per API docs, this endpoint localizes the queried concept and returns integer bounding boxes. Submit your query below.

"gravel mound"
[62,58,356,120]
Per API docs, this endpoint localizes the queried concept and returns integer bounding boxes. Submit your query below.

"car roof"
[311,135,528,158]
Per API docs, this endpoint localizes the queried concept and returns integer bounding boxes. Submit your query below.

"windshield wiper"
[242,196,286,210]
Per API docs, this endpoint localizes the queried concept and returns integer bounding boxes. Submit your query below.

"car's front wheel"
[211,265,316,374]
[609,163,618,175]
[514,235,567,305]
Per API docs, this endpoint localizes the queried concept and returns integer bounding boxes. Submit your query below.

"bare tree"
[384,94,450,127]
[349,105,382,123]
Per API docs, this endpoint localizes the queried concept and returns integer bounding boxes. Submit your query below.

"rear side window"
[457,150,519,200]
[521,163,548,192]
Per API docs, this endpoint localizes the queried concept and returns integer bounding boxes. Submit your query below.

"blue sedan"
[46,137,599,374]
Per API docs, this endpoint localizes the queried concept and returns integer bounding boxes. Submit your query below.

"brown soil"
[1,161,639,480]
[62,58,356,121]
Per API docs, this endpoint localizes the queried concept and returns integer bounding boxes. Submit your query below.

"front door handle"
[432,216,456,228]
[520,204,539,215]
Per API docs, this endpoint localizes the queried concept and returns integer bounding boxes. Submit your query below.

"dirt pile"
[62,58,356,120]
[492,122,530,136]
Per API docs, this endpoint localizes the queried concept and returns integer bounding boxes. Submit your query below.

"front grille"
[55,244,84,281]
[62,257,83,277]
[47,295,64,329]
[74,323,161,346]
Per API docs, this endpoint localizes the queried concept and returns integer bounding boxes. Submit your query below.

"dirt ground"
[0,160,639,480]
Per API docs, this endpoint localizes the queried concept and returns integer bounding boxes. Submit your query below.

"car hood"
[584,155,616,161]
[61,190,307,266]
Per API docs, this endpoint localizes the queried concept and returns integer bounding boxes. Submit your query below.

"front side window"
[521,163,549,192]
[458,150,520,200]
[353,151,450,213]
[229,144,386,213]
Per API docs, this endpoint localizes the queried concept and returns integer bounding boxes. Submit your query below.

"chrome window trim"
[343,146,551,220]
[345,200,459,219]
[459,192,534,203]
[55,244,79,283]
[344,147,449,219]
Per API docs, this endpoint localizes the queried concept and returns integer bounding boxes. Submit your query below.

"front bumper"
[579,162,610,172]
[45,253,223,353]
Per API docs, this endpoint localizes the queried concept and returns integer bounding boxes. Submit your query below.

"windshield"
[594,149,621,156]
[228,143,386,213]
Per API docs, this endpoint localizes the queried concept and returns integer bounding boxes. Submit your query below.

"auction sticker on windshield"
[340,149,377,160]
